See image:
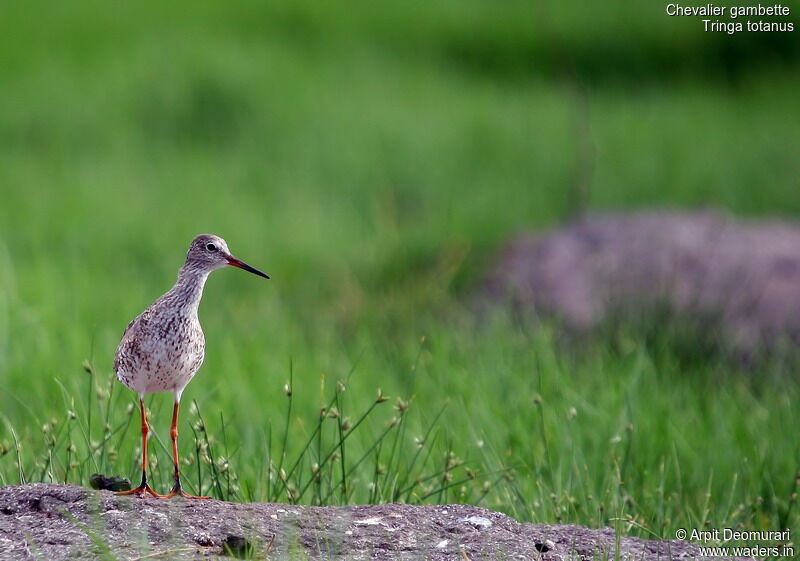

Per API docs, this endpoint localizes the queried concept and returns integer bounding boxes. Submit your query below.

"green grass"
[0,0,798,554]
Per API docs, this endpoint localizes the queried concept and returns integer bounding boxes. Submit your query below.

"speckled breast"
[114,308,206,396]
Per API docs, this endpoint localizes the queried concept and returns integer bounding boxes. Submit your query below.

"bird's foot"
[166,480,210,499]
[115,485,167,498]
[165,489,211,499]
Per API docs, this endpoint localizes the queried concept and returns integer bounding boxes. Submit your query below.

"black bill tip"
[227,256,270,279]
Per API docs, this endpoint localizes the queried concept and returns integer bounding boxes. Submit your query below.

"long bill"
[226,255,270,279]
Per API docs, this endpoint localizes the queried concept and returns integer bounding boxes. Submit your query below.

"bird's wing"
[114,320,136,375]
[113,309,150,375]
[121,317,136,338]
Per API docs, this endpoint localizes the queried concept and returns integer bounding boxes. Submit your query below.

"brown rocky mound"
[0,483,753,560]
[482,211,800,357]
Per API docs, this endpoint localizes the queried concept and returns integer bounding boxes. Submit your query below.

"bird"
[113,234,269,498]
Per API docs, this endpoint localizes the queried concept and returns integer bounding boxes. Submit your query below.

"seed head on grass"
[394,398,410,413]
[95,385,109,401]
[199,445,212,465]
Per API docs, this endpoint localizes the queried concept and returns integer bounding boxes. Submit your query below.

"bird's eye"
[206,243,217,252]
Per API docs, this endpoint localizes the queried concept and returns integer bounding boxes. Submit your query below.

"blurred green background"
[1,0,799,545]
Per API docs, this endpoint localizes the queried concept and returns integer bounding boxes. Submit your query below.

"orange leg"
[116,398,166,498]
[166,400,209,499]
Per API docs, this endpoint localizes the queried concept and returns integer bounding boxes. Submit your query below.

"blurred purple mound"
[483,211,800,357]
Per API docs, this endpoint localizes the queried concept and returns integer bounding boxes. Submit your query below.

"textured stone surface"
[482,211,800,357]
[0,483,753,560]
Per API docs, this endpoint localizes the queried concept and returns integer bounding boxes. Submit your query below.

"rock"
[461,515,492,529]
[482,211,800,358]
[89,473,132,492]
[0,483,753,560]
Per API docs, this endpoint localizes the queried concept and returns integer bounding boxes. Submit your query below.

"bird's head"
[184,234,270,279]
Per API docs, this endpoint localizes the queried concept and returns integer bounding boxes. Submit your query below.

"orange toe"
[166,490,210,499]
[115,485,168,498]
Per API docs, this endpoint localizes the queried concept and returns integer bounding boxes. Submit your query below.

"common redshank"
[114,234,269,498]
